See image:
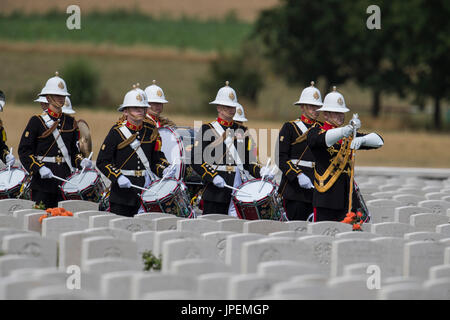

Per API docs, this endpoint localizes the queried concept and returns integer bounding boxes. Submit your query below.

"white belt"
[290,159,315,168]
[215,165,236,172]
[121,169,146,177]
[38,155,65,164]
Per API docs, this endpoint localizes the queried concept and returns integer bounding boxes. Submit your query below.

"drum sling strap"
[40,113,74,172]
[118,124,158,180]
[314,137,352,193]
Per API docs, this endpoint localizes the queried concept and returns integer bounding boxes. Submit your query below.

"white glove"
[163,165,177,178]
[212,175,225,188]
[350,136,366,150]
[325,125,354,147]
[39,166,53,179]
[297,173,314,189]
[80,158,93,169]
[5,154,15,167]
[117,175,131,188]
[260,166,275,180]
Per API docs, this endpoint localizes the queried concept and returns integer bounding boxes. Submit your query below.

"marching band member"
[18,72,93,208]
[144,80,176,128]
[96,85,175,217]
[277,81,323,221]
[191,81,272,216]
[0,91,15,167]
[307,87,384,222]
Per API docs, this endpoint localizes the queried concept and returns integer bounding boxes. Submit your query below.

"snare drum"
[0,167,28,199]
[232,179,285,221]
[140,178,195,218]
[60,169,105,202]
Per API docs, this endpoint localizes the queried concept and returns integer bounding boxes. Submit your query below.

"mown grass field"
[0,11,252,52]
[3,104,450,168]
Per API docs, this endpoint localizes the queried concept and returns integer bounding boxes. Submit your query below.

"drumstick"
[130,183,156,195]
[155,163,175,191]
[78,151,93,182]
[52,174,77,186]
[224,184,252,196]
[7,147,13,184]
[258,158,271,193]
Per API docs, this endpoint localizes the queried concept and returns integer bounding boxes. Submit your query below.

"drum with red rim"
[0,167,29,199]
[60,169,105,202]
[140,178,195,218]
[232,179,286,221]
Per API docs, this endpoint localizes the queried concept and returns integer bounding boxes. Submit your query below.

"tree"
[254,0,354,94]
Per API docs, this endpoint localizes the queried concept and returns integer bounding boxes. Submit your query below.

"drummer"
[18,72,94,208]
[96,85,176,217]
[0,90,16,168]
[277,81,323,221]
[144,80,176,128]
[191,81,273,216]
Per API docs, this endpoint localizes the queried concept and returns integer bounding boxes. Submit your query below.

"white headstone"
[425,192,449,201]
[0,214,20,229]
[0,228,37,247]
[410,213,449,232]
[366,199,402,223]
[436,224,450,235]
[330,239,384,277]
[58,200,99,213]
[197,272,234,300]
[41,217,88,241]
[228,274,280,300]
[74,210,110,220]
[171,258,230,276]
[404,231,447,242]
[176,219,221,233]
[307,221,352,237]
[81,236,138,267]
[132,231,155,269]
[13,209,43,229]
[2,234,57,267]
[24,212,45,233]
[153,230,201,257]
[257,260,325,280]
[203,231,236,262]
[404,241,446,278]
[377,283,425,300]
[394,206,433,224]
[418,200,450,215]
[218,219,247,233]
[133,212,168,220]
[371,222,415,237]
[109,218,154,232]
[423,278,450,300]
[243,220,289,235]
[89,214,119,228]
[429,264,450,280]
[371,237,407,277]
[83,257,141,274]
[0,199,34,215]
[100,270,142,300]
[327,276,377,300]
[152,216,181,231]
[198,214,237,221]
[392,194,425,207]
[0,255,44,277]
[335,231,379,240]
[225,233,266,273]
[27,285,96,299]
[161,238,217,272]
[131,273,196,299]
[284,221,308,233]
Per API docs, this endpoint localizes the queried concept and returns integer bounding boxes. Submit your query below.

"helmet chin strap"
[47,95,65,109]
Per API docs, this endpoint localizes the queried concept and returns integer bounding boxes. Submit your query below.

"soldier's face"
[324,111,345,126]
[149,103,163,115]
[124,107,146,123]
[301,104,320,120]
[217,105,236,121]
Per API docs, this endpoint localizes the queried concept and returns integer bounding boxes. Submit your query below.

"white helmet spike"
[293,80,323,106]
[209,80,239,108]
[316,86,350,113]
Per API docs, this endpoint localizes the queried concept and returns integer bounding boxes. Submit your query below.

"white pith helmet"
[118,84,149,112]
[293,81,323,106]
[62,97,75,114]
[317,86,350,113]
[233,103,248,122]
[209,81,239,108]
[145,80,168,104]
[39,71,70,97]
[34,96,48,104]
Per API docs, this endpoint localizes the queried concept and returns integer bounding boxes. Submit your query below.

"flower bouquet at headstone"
[39,207,73,224]
[341,211,365,231]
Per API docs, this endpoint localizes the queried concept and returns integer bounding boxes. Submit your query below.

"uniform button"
[137,166,141,169]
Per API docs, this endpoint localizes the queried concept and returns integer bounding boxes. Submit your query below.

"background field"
[0,1,449,169]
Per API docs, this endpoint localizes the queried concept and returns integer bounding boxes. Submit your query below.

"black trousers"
[31,189,63,209]
[314,207,347,222]
[284,199,313,221]
[109,202,141,217]
[202,200,229,215]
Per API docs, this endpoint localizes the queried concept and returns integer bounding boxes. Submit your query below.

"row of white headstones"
[0,173,449,300]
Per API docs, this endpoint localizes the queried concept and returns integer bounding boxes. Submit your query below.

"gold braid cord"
[314,138,352,193]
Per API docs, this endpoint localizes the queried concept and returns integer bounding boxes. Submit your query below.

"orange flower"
[357,211,363,218]
[39,215,45,224]
[353,223,361,230]
[342,217,353,224]
[66,211,73,216]
[46,208,52,213]
[348,212,356,219]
